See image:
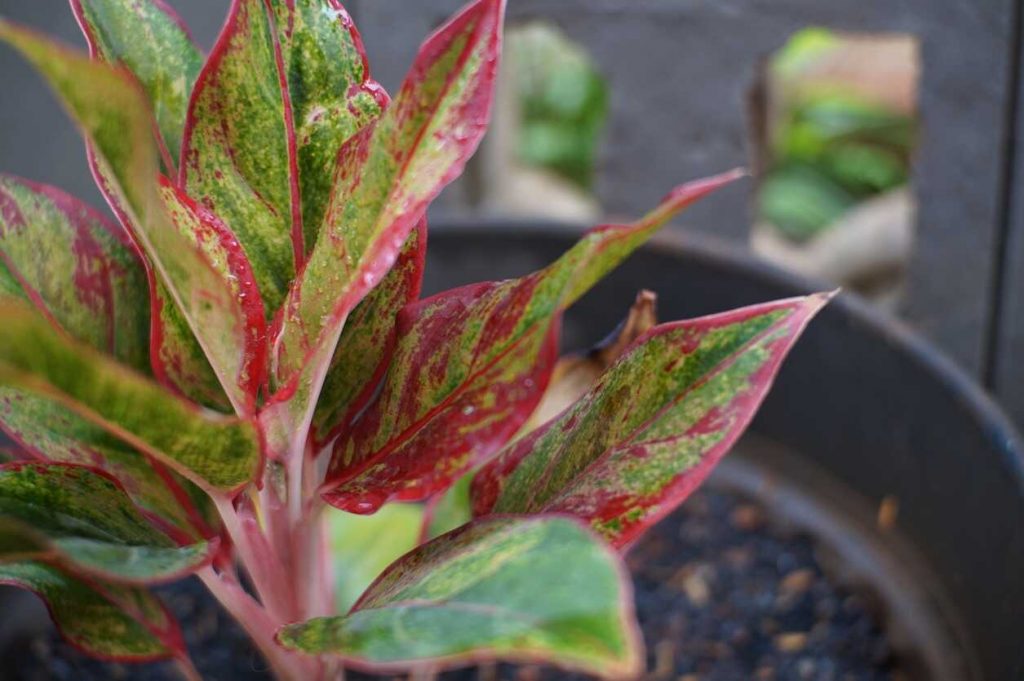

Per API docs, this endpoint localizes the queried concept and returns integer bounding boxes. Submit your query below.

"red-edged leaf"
[270,0,506,436]
[152,178,267,411]
[0,561,184,661]
[471,295,832,549]
[0,302,261,495]
[71,0,255,412]
[278,516,641,679]
[0,388,215,544]
[0,463,215,584]
[180,0,301,312]
[0,175,149,371]
[313,222,427,445]
[524,291,658,433]
[70,0,204,171]
[148,280,233,412]
[0,20,263,416]
[266,0,388,254]
[321,171,742,514]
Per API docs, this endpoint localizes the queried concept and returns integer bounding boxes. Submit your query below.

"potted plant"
[0,1,830,679]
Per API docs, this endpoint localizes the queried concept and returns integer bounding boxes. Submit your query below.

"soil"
[1,488,902,681]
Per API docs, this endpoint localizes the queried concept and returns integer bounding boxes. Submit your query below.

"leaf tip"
[806,288,839,314]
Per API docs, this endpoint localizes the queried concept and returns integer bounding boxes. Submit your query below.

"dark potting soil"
[1,489,902,681]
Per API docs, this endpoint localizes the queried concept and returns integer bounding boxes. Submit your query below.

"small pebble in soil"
[1,489,901,681]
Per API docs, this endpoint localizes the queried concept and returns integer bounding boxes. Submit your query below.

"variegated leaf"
[0,20,262,415]
[524,290,658,433]
[0,561,183,661]
[181,0,300,312]
[271,0,506,418]
[153,178,267,410]
[0,302,260,494]
[0,463,214,583]
[278,516,641,679]
[322,171,742,514]
[150,279,233,412]
[71,0,203,170]
[0,388,215,543]
[86,158,234,412]
[266,0,387,252]
[472,295,831,549]
[0,175,149,371]
[313,223,427,444]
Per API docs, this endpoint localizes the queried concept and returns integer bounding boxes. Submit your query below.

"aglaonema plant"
[0,1,830,679]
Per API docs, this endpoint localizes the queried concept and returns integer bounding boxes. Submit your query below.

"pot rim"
[432,216,1024,495]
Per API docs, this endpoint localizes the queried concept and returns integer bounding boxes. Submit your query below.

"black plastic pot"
[1,222,1021,680]
[423,221,1024,681]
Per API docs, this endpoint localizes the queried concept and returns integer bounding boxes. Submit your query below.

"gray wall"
[2,0,1024,423]
[351,0,1020,387]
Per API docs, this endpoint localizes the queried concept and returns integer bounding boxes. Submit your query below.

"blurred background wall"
[2,0,1023,427]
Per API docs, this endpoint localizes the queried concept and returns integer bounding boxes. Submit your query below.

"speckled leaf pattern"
[181,0,299,312]
[0,561,182,661]
[472,295,831,549]
[322,172,741,514]
[0,21,262,416]
[524,291,658,433]
[0,175,149,371]
[0,388,213,543]
[267,0,387,252]
[0,463,214,583]
[313,223,427,444]
[0,303,260,493]
[70,0,203,169]
[153,178,267,412]
[272,0,506,400]
[278,516,641,678]
[150,280,233,412]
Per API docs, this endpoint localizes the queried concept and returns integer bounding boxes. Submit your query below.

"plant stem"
[213,495,296,623]
[198,567,320,681]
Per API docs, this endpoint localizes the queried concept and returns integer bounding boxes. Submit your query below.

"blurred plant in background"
[508,23,608,190]
[759,28,917,243]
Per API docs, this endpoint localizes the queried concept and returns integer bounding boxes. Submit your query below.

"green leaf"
[0,175,150,371]
[0,388,214,542]
[152,178,267,411]
[0,302,260,494]
[322,171,742,514]
[71,0,204,170]
[266,0,387,253]
[151,279,234,412]
[313,223,426,444]
[271,0,506,408]
[279,516,641,678]
[523,290,659,434]
[0,20,263,415]
[327,503,424,613]
[181,0,299,312]
[0,561,182,661]
[0,463,214,583]
[472,295,831,549]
